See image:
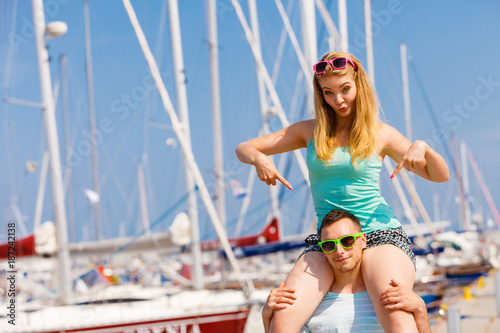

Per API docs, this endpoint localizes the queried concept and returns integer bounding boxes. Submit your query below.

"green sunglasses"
[318,232,363,253]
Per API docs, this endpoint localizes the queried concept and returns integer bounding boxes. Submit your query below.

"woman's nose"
[335,94,344,105]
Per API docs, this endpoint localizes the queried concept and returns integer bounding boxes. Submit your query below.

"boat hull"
[32,309,249,333]
[1,288,253,333]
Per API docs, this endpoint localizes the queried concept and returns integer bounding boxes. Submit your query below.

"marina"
[430,269,500,333]
[1,1,500,332]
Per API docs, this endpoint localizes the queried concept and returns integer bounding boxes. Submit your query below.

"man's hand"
[380,279,430,333]
[380,278,424,312]
[262,281,296,333]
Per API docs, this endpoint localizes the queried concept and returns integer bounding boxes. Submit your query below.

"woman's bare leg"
[362,245,417,333]
[270,251,333,333]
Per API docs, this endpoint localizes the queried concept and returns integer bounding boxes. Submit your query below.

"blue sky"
[1,0,499,243]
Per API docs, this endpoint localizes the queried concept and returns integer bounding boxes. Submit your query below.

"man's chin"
[331,261,351,271]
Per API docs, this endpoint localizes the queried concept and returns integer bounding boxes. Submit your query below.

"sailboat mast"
[247,0,280,223]
[467,149,500,229]
[137,164,151,235]
[364,1,431,241]
[382,162,426,244]
[207,0,227,228]
[338,0,349,52]
[231,0,310,186]
[400,43,417,195]
[122,0,254,293]
[460,141,472,230]
[83,0,103,240]
[275,0,313,91]
[167,0,204,290]
[315,0,342,51]
[400,43,412,143]
[32,0,73,304]
[299,0,317,118]
[364,0,375,85]
[60,54,75,242]
[247,0,267,131]
[33,152,49,231]
[452,137,468,230]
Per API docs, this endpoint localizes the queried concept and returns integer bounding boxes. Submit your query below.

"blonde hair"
[313,51,379,166]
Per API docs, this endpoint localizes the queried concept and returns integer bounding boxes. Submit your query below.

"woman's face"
[318,72,357,121]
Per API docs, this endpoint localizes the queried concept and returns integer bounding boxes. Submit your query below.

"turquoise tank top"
[307,140,400,234]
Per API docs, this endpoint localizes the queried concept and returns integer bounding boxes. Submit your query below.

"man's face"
[320,218,366,273]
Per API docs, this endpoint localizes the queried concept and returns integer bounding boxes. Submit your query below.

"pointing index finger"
[391,160,406,179]
[277,173,293,190]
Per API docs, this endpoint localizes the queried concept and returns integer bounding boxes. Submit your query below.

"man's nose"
[334,243,345,254]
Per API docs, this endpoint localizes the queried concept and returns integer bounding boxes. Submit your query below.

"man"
[262,209,430,333]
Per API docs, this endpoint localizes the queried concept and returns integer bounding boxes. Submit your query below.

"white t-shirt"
[301,291,384,333]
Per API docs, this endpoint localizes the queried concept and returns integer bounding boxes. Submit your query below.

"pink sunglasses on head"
[313,57,357,75]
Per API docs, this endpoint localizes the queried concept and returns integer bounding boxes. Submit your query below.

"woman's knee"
[269,252,333,332]
[285,251,333,290]
[362,244,415,287]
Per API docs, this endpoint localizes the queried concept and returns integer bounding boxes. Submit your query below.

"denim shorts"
[300,226,416,270]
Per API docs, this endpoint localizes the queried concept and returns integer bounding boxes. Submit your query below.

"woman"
[235,51,449,332]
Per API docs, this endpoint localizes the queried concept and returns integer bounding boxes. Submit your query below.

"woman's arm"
[380,279,431,333]
[378,123,449,182]
[235,120,314,189]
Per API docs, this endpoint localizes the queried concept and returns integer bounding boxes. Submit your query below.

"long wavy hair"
[313,51,379,166]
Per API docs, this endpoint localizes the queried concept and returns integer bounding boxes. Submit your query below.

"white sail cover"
[34,221,58,256]
[169,212,191,246]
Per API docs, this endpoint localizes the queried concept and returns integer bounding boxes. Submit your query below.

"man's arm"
[380,279,431,333]
[262,282,296,333]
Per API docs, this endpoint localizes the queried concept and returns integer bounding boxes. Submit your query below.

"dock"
[431,269,500,332]
[242,269,500,333]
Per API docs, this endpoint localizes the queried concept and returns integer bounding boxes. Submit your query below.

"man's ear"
[361,232,367,249]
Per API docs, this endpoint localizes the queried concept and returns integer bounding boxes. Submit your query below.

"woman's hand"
[391,140,428,179]
[262,281,296,332]
[379,124,449,182]
[235,121,314,190]
[254,154,293,190]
